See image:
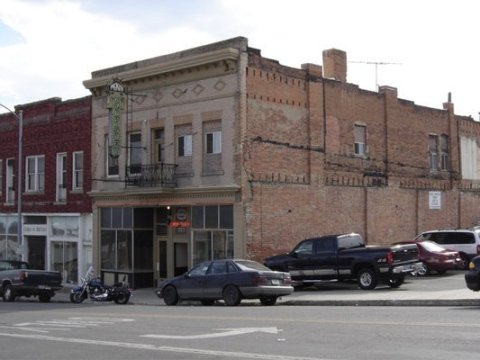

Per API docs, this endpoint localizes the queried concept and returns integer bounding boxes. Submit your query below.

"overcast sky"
[0,0,478,119]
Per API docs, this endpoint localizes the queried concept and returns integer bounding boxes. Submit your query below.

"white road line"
[0,332,333,360]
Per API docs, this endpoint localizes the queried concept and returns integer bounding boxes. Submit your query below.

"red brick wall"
[0,96,92,214]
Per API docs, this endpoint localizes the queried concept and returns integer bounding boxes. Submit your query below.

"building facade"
[83,37,480,288]
[0,97,93,285]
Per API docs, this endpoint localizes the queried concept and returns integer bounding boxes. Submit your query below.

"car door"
[177,261,209,299]
[287,239,316,280]
[202,260,228,299]
[311,237,338,280]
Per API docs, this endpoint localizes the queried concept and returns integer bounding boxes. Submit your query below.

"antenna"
[349,60,402,90]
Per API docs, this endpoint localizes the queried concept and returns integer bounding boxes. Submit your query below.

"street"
[1,298,480,360]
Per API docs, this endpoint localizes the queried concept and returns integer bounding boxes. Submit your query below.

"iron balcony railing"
[125,163,177,188]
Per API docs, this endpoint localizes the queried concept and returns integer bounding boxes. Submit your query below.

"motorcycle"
[70,267,131,304]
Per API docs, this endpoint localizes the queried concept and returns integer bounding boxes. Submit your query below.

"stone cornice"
[83,48,240,91]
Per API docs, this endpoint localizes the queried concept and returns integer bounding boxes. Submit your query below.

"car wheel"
[386,275,404,288]
[260,296,277,306]
[3,284,16,302]
[38,294,51,303]
[223,285,242,306]
[200,299,215,306]
[357,268,378,290]
[416,262,430,276]
[163,285,179,306]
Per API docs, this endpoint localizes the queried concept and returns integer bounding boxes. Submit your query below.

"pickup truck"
[263,233,420,290]
[0,260,63,302]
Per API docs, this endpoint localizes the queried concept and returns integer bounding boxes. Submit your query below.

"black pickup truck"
[0,260,63,302]
[264,233,420,290]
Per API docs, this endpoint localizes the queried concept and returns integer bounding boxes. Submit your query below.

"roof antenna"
[349,60,402,90]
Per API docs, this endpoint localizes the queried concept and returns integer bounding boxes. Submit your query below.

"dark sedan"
[155,259,293,306]
[465,256,480,292]
[396,240,464,276]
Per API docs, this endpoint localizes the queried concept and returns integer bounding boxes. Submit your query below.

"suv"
[414,229,480,265]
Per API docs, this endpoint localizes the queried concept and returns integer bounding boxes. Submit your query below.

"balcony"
[125,163,177,188]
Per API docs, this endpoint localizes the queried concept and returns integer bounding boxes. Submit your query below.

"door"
[27,236,46,270]
[202,261,227,298]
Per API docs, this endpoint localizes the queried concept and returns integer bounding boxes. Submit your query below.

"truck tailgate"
[391,243,418,263]
[23,270,63,288]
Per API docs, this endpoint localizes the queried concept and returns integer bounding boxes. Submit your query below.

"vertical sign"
[107,80,125,158]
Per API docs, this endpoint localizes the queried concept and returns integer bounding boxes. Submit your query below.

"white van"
[414,229,480,265]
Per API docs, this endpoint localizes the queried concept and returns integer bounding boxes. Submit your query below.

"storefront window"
[0,216,18,260]
[50,216,79,238]
[51,241,78,284]
[117,230,132,271]
[101,230,116,270]
[193,230,233,265]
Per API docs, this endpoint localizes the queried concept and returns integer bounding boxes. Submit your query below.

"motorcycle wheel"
[70,292,85,304]
[114,293,130,305]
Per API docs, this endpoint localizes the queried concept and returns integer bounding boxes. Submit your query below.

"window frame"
[25,155,45,192]
[178,134,193,157]
[73,151,84,190]
[354,124,366,156]
[205,131,222,154]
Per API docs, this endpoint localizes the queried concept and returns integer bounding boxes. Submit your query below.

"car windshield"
[421,241,446,252]
[188,262,210,276]
[235,260,271,272]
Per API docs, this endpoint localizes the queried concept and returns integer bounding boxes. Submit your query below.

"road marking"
[12,317,135,333]
[0,332,331,360]
[142,327,280,340]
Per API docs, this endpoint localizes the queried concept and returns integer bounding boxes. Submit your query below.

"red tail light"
[252,273,269,285]
[476,245,480,255]
[386,251,393,265]
[19,271,26,281]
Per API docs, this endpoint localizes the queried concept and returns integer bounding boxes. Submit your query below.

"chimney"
[322,49,347,82]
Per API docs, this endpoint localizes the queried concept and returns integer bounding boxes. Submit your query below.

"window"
[56,153,67,202]
[354,124,366,156]
[106,135,119,176]
[26,155,45,192]
[153,129,165,163]
[6,159,14,203]
[178,135,192,157]
[440,135,449,171]
[128,133,142,174]
[206,131,222,154]
[0,160,2,195]
[73,151,83,189]
[51,241,78,284]
[428,135,438,171]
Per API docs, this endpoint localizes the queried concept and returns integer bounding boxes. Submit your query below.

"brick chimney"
[322,49,347,82]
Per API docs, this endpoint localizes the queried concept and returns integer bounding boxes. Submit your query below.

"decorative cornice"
[83,48,240,91]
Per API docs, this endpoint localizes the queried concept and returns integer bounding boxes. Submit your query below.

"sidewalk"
[53,272,480,307]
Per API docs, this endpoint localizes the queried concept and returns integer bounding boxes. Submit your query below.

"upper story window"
[178,135,192,157]
[6,159,14,203]
[153,129,165,163]
[440,134,449,171]
[128,133,142,174]
[206,131,222,154]
[56,153,67,202]
[428,134,438,171]
[354,124,366,156]
[73,151,83,189]
[26,155,45,192]
[0,160,2,195]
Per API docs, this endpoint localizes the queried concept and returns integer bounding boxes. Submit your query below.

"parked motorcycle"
[70,267,131,304]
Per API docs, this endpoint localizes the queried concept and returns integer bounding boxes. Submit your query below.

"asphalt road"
[1,295,480,360]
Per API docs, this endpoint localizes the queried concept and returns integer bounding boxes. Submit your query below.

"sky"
[0,0,479,119]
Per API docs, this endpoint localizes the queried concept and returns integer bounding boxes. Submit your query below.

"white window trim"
[206,131,222,154]
[73,151,83,190]
[25,155,45,192]
[56,153,67,202]
[178,135,193,157]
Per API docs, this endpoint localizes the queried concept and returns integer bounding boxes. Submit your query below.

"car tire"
[357,268,378,290]
[416,262,430,276]
[163,285,179,306]
[3,284,16,302]
[260,296,277,306]
[223,285,241,306]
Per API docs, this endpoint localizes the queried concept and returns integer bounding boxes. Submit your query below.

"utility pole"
[349,60,402,90]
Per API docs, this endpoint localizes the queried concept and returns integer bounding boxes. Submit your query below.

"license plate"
[271,279,280,285]
[38,285,51,290]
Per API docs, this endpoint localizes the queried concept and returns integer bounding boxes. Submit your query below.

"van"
[414,229,480,264]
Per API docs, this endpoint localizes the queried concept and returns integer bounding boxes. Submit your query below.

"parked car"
[263,233,420,290]
[155,259,293,306]
[464,256,480,292]
[395,240,464,276]
[414,229,480,266]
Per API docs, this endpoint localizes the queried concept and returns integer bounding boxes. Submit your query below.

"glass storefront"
[51,241,78,284]
[0,215,18,260]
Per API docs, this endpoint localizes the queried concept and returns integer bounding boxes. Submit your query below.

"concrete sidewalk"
[52,272,480,307]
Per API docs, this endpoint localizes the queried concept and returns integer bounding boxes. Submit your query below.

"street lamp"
[0,104,23,260]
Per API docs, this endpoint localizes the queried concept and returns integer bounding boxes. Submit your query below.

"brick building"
[83,37,480,288]
[0,97,93,284]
